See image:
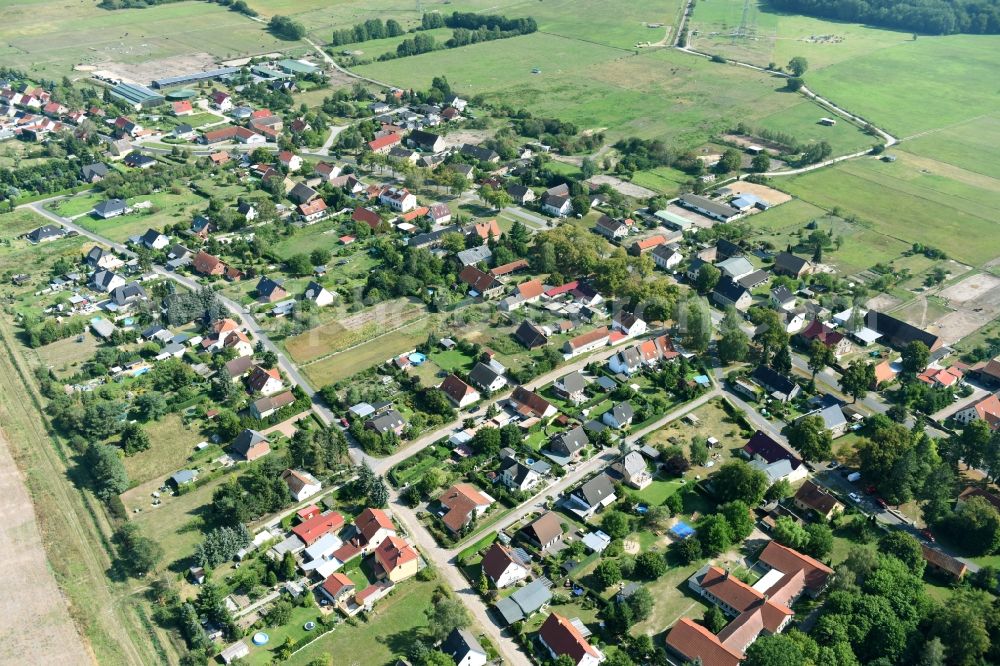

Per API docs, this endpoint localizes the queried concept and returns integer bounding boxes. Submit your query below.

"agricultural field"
[777,153,1000,267]
[3,0,299,80]
[897,115,1000,180]
[355,34,867,148]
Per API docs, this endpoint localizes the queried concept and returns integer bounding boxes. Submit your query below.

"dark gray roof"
[556,370,587,394]
[738,269,770,289]
[408,224,460,248]
[407,129,442,150]
[551,426,588,456]
[773,251,811,275]
[750,365,797,397]
[441,628,486,663]
[110,281,147,306]
[713,276,749,303]
[573,473,615,508]
[514,320,547,349]
[256,276,285,298]
[139,228,166,247]
[366,409,405,434]
[610,401,634,423]
[771,285,795,303]
[231,429,268,456]
[93,199,127,217]
[81,163,109,180]
[468,362,503,390]
[460,143,499,162]
[27,225,66,242]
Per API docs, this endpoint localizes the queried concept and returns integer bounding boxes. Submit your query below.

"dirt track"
[0,427,90,665]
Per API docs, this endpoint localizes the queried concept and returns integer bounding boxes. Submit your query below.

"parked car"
[848,492,862,503]
[828,461,840,470]
[921,529,936,543]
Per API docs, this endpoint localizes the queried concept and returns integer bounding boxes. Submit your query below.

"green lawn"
[75,191,205,243]
[244,604,328,666]
[779,154,1000,267]
[52,193,103,218]
[630,166,692,195]
[633,479,684,506]
[290,578,439,666]
[121,413,206,486]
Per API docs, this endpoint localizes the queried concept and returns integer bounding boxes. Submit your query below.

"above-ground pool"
[252,632,269,646]
[408,352,427,365]
[304,621,316,631]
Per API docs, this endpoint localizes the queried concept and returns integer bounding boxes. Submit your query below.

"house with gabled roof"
[282,469,322,502]
[554,371,588,405]
[772,251,813,277]
[374,535,420,583]
[245,365,283,396]
[749,365,800,402]
[439,374,480,408]
[192,250,225,276]
[441,628,488,666]
[509,386,557,420]
[439,483,494,533]
[741,430,806,482]
[865,310,941,352]
[538,613,604,666]
[564,326,610,356]
[231,429,270,461]
[567,473,616,517]
[793,479,843,519]
[292,510,345,547]
[953,393,1000,430]
[514,320,548,349]
[799,319,852,357]
[611,450,651,489]
[482,542,529,588]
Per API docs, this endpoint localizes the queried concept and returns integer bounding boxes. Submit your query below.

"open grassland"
[300,316,438,386]
[34,334,102,379]
[806,35,1000,138]
[74,190,204,243]
[898,114,1000,180]
[778,154,1000,267]
[121,414,204,487]
[357,36,868,148]
[689,0,909,71]
[4,0,299,79]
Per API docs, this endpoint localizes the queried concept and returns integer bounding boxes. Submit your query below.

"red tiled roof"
[758,541,833,595]
[352,207,381,229]
[517,279,544,300]
[490,259,529,277]
[321,573,354,597]
[299,198,327,216]
[545,280,580,297]
[666,618,743,666]
[510,386,553,418]
[439,483,491,533]
[539,613,600,662]
[368,133,401,151]
[800,319,845,347]
[469,219,501,241]
[439,374,478,403]
[292,511,345,546]
[567,326,610,350]
[374,535,418,573]
[356,508,395,544]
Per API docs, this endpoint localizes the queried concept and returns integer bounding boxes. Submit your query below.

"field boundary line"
[298,314,432,368]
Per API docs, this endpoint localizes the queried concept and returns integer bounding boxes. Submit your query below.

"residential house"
[231,429,270,461]
[109,281,147,308]
[439,374,481,408]
[209,91,232,111]
[612,311,647,337]
[190,216,214,240]
[514,320,548,349]
[468,362,506,393]
[81,162,110,183]
[522,511,563,552]
[481,543,530,589]
[255,276,287,303]
[509,386,557,419]
[407,129,445,152]
[289,182,318,205]
[770,286,796,310]
[282,469,322,502]
[608,346,643,376]
[245,365,283,396]
[712,278,753,311]
[365,409,406,436]
[793,479,844,520]
[299,198,328,222]
[441,629,488,666]
[456,245,492,267]
[123,152,157,169]
[494,578,553,626]
[800,402,849,437]
[277,150,302,172]
[541,192,572,217]
[458,265,503,299]
[651,243,683,270]
[594,215,629,240]
[953,393,1000,430]
[379,186,417,213]
[354,507,397,553]
[352,207,382,230]
[554,371,588,405]
[611,451,651,489]
[90,269,126,293]
[427,203,452,224]
[25,225,67,244]
[319,573,356,606]
[772,252,813,278]
[550,426,589,460]
[507,183,535,205]
[303,281,335,307]
[567,474,616,517]
[799,319,852,357]
[461,143,500,163]
[138,228,169,250]
[602,402,635,430]
[749,365,800,402]
[313,162,341,182]
[92,198,128,219]
[665,618,744,666]
[292,510,345,547]
[192,250,225,276]
[499,458,541,492]
[439,483,494,533]
[374,536,420,583]
[367,133,401,155]
[249,390,295,419]
[467,219,502,244]
[741,430,807,482]
[538,613,604,666]
[85,246,123,271]
[564,327,610,356]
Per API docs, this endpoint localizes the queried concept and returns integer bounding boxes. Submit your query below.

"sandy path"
[0,429,91,665]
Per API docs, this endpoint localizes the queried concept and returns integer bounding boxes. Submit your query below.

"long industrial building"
[150,67,240,89]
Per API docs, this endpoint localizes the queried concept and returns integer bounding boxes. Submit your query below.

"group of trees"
[193,525,252,568]
[331,18,405,45]
[769,0,1000,34]
[268,15,306,40]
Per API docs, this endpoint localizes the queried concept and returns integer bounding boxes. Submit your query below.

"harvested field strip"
[285,301,426,364]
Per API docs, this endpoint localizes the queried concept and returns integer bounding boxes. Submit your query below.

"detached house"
[282,469,322,502]
[192,250,225,276]
[567,474,617,517]
[953,393,1000,430]
[509,386,557,420]
[374,536,420,583]
[468,362,506,393]
[442,629,488,666]
[458,266,503,299]
[564,327,610,356]
[231,429,270,461]
[793,479,843,520]
[554,371,588,405]
[439,374,480,408]
[407,129,445,153]
[255,276,287,303]
[481,543,530,589]
[799,319,852,357]
[541,192,572,217]
[439,483,494,533]
[550,426,589,460]
[651,243,683,270]
[245,365,283,396]
[379,186,417,213]
[594,215,629,240]
[612,311,647,337]
[538,613,604,666]
[522,511,564,552]
[772,252,813,277]
[602,402,635,430]
[611,451,651,489]
[499,456,542,492]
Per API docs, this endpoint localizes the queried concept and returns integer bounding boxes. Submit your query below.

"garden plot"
[929,273,1000,346]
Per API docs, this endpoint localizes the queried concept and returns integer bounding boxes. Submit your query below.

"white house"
[539,613,604,666]
[608,346,643,376]
[612,312,647,337]
[602,402,635,430]
[303,281,335,307]
[481,543,530,589]
[651,243,683,270]
[379,186,417,213]
[282,469,322,502]
[441,629,488,666]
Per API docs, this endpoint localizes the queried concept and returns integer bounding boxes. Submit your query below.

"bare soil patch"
[928,273,1000,345]
[588,174,659,199]
[724,181,793,206]
[101,52,217,85]
[0,429,90,665]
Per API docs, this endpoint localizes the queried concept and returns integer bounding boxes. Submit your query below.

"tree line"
[331,18,405,46]
[98,0,256,15]
[373,11,537,61]
[769,0,1000,34]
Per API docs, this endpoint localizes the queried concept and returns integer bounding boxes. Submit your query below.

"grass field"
[898,114,1000,180]
[74,190,204,243]
[300,315,439,386]
[33,334,102,379]
[355,34,865,148]
[4,0,300,79]
[779,154,1000,267]
[289,577,439,666]
[121,413,204,486]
